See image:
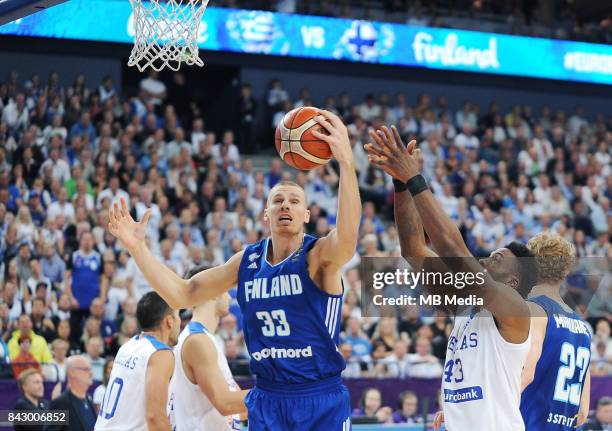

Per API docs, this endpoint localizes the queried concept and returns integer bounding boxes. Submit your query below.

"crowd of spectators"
[213,0,612,43]
[0,68,609,425]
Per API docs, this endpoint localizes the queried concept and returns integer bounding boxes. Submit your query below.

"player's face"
[215,292,231,317]
[265,185,309,234]
[479,248,518,288]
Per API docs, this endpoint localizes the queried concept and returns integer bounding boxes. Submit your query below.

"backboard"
[0,0,67,26]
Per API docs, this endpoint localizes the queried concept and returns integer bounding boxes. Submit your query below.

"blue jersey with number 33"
[520,295,592,430]
[237,235,345,386]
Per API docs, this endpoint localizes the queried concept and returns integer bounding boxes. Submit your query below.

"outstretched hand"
[364,125,421,182]
[311,110,354,167]
[108,197,151,252]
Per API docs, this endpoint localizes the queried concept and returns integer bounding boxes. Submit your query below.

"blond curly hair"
[527,232,576,283]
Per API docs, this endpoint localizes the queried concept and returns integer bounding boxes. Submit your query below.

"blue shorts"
[246,375,352,431]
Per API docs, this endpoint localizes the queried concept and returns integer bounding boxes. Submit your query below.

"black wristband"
[406,174,429,196]
[393,178,409,193]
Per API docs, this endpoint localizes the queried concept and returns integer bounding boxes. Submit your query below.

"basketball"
[275,106,332,170]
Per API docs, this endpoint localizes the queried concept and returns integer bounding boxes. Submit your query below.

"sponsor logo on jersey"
[444,386,483,403]
[250,345,313,361]
[244,274,303,302]
[247,252,260,269]
[249,252,260,261]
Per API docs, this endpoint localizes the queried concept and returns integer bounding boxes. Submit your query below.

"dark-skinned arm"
[365,125,529,343]
[366,129,437,261]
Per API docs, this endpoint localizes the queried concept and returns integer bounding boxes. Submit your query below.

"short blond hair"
[528,232,576,283]
[18,368,41,390]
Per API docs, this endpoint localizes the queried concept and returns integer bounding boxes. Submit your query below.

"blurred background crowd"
[0,66,609,425]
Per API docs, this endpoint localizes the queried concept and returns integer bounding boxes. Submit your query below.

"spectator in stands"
[224,338,250,376]
[66,231,102,332]
[26,259,52,297]
[353,388,393,424]
[358,94,381,123]
[378,339,411,378]
[108,315,137,356]
[590,339,611,376]
[39,147,70,184]
[393,391,421,424]
[13,369,55,431]
[339,342,362,378]
[12,335,41,378]
[472,207,505,257]
[40,241,66,289]
[140,70,166,105]
[582,396,612,431]
[266,79,289,112]
[341,316,371,362]
[80,316,102,351]
[371,318,399,359]
[238,84,257,153]
[2,280,25,322]
[43,338,69,382]
[407,336,443,378]
[93,357,114,413]
[96,176,129,210]
[2,93,28,134]
[265,158,283,190]
[89,297,115,341]
[83,336,105,382]
[0,317,10,374]
[55,319,80,357]
[47,188,75,222]
[98,75,115,103]
[30,298,56,342]
[8,314,52,364]
[47,355,96,431]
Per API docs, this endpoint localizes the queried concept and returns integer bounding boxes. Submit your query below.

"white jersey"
[168,321,241,431]
[442,308,530,431]
[95,334,171,431]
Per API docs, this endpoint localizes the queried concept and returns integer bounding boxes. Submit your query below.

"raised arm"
[183,334,249,416]
[366,125,529,342]
[366,126,468,256]
[365,127,437,261]
[108,197,242,309]
[311,110,361,269]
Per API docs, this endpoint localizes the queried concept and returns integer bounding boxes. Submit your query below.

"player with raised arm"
[95,292,179,431]
[107,110,361,431]
[365,126,537,431]
[168,265,249,431]
[520,232,592,430]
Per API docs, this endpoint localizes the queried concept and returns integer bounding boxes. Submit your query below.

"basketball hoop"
[128,0,209,72]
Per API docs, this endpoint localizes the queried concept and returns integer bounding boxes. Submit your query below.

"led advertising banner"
[0,0,610,85]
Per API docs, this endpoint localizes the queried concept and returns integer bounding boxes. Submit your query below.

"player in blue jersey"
[107,109,361,431]
[520,232,592,430]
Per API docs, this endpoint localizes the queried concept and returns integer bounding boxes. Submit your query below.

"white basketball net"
[128,0,209,72]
